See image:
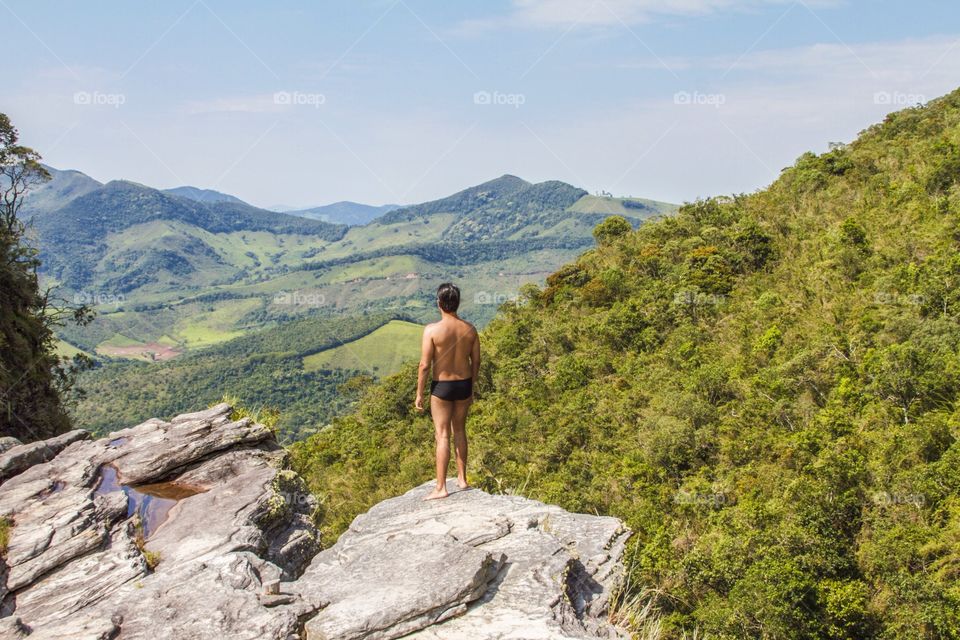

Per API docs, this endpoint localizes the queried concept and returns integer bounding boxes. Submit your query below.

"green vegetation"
[72,314,400,441]
[291,92,960,637]
[221,394,281,433]
[303,320,422,375]
[0,114,91,442]
[568,193,678,217]
[0,516,10,556]
[35,179,346,289]
[40,173,666,360]
[133,522,162,570]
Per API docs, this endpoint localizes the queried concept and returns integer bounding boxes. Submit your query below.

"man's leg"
[451,399,470,489]
[425,397,453,500]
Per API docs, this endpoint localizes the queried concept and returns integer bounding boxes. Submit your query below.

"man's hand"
[414,394,424,412]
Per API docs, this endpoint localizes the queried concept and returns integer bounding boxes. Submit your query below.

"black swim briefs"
[430,377,473,401]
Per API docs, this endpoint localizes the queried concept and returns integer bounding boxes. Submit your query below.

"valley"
[28,167,676,440]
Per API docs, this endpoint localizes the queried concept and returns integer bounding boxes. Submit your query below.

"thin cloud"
[614,34,960,82]
[460,0,841,31]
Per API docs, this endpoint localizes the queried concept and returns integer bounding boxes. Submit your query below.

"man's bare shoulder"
[458,319,479,341]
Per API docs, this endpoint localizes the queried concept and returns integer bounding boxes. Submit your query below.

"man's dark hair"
[437,282,460,313]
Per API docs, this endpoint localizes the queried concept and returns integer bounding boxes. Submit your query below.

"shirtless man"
[415,283,480,500]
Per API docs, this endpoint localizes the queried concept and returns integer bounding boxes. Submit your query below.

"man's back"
[427,317,476,381]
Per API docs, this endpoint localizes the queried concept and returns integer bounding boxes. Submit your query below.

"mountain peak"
[164,186,246,205]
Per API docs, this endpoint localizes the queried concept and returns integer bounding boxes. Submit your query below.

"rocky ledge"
[0,406,630,639]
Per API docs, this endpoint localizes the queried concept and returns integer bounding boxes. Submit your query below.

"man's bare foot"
[457,479,470,490]
[424,486,449,501]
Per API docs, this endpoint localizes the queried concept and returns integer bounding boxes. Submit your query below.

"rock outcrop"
[0,406,631,639]
[293,481,631,640]
[0,404,320,639]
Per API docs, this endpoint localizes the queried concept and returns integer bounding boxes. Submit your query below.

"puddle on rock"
[95,466,205,538]
[108,437,129,447]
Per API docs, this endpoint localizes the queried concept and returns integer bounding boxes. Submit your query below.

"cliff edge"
[0,406,630,639]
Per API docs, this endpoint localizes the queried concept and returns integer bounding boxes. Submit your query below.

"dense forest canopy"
[0,114,89,442]
[72,313,395,441]
[291,90,960,637]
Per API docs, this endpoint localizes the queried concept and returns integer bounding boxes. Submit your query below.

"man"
[415,283,480,500]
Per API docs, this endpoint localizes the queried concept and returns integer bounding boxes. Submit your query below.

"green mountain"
[34,179,346,292]
[53,172,674,444]
[19,165,102,218]
[163,185,247,205]
[284,201,401,226]
[290,92,960,637]
[40,173,675,360]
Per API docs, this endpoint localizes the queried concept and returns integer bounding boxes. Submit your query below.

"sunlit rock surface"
[0,406,629,639]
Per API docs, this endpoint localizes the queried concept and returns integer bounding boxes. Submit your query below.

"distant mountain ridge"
[164,191,403,226]
[163,185,246,205]
[283,201,401,226]
[380,174,532,223]
[33,169,675,298]
[19,165,103,217]
[34,179,346,291]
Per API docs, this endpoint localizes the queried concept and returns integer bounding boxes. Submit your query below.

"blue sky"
[5,1,959,208]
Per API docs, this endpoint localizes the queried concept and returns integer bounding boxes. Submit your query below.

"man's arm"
[470,327,480,381]
[415,326,434,411]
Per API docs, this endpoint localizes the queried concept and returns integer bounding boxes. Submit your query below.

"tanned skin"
[415,302,480,500]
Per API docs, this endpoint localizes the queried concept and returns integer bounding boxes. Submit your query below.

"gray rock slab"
[0,430,90,482]
[293,480,630,640]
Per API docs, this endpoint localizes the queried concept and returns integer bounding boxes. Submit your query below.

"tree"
[593,215,632,245]
[0,113,91,442]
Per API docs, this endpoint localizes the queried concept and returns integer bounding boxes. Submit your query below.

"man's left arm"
[470,328,480,380]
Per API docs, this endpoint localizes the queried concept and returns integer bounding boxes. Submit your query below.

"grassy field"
[172,298,263,348]
[567,194,678,215]
[55,340,89,359]
[302,319,422,375]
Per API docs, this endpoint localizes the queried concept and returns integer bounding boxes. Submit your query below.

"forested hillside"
[38,170,673,359]
[291,91,960,637]
[73,313,396,440]
[0,117,88,442]
[35,180,346,289]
